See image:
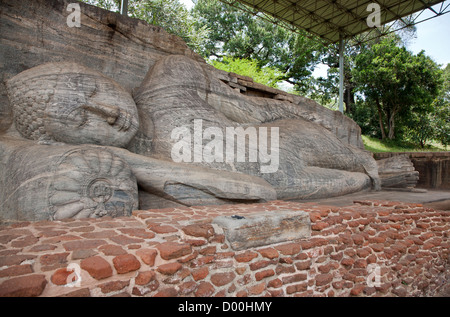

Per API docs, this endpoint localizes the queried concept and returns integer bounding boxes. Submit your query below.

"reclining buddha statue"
[0,56,381,222]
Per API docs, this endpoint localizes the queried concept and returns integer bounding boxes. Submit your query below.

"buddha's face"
[7,62,139,148]
[44,72,139,147]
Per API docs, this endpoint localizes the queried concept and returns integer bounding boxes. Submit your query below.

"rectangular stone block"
[212,210,311,251]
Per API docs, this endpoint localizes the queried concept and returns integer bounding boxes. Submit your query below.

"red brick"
[99,280,130,294]
[295,260,312,271]
[157,242,192,260]
[80,256,113,280]
[157,262,182,275]
[109,235,144,245]
[192,267,209,281]
[118,228,155,239]
[39,252,69,267]
[199,246,216,255]
[154,287,178,297]
[235,251,258,262]
[10,235,39,248]
[350,284,365,296]
[81,230,116,239]
[268,278,283,288]
[195,282,215,297]
[181,224,214,238]
[179,281,197,295]
[286,282,307,294]
[318,262,338,273]
[136,248,157,266]
[276,264,296,275]
[370,243,384,252]
[309,212,322,222]
[51,268,79,286]
[248,282,265,295]
[312,221,329,231]
[0,265,33,278]
[341,257,355,267]
[0,274,47,297]
[275,243,301,255]
[63,239,106,251]
[211,271,236,287]
[282,273,307,284]
[351,234,365,245]
[150,225,178,234]
[330,252,344,261]
[255,269,275,281]
[113,254,141,274]
[193,255,215,266]
[354,259,368,268]
[250,260,275,271]
[99,244,127,256]
[135,271,156,285]
[315,273,333,286]
[258,247,279,259]
[236,290,248,297]
[356,248,372,258]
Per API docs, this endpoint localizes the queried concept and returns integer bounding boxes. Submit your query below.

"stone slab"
[212,210,311,251]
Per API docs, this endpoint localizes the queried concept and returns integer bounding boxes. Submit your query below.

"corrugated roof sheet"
[223,0,445,43]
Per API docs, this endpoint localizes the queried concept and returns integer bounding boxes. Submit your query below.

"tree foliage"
[352,38,442,141]
[191,0,326,92]
[80,0,208,51]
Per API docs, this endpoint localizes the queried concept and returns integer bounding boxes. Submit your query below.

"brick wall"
[0,200,449,297]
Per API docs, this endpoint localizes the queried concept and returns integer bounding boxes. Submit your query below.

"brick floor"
[0,200,449,297]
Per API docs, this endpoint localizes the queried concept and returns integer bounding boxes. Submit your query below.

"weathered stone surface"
[213,210,311,250]
[0,0,383,222]
[133,54,380,201]
[5,62,139,147]
[0,141,138,221]
[0,0,202,133]
[377,155,419,188]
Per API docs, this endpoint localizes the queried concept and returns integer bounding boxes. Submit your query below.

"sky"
[180,0,450,77]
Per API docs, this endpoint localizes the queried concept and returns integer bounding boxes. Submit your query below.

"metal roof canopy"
[220,0,449,43]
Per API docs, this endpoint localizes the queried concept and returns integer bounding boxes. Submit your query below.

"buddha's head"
[6,62,139,147]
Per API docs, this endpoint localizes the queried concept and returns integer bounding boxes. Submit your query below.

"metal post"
[338,34,344,113]
[120,0,128,16]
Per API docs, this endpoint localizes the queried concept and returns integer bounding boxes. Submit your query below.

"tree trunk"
[388,111,396,140]
[344,86,355,116]
[375,97,386,140]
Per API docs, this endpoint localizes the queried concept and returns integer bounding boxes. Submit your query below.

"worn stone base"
[0,200,449,297]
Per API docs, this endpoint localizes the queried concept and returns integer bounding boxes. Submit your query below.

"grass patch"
[362,135,448,153]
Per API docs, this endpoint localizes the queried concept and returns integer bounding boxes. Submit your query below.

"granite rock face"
[134,54,381,200]
[0,0,386,221]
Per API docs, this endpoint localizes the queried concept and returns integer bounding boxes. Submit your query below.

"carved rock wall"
[0,0,202,133]
[374,152,450,190]
[0,0,364,150]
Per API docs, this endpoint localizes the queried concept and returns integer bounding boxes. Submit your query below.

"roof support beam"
[338,34,344,113]
[120,0,128,16]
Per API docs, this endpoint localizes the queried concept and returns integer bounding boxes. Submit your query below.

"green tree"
[352,38,442,140]
[80,0,208,52]
[191,0,326,93]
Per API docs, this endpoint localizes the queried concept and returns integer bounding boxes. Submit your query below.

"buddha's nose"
[83,101,120,125]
